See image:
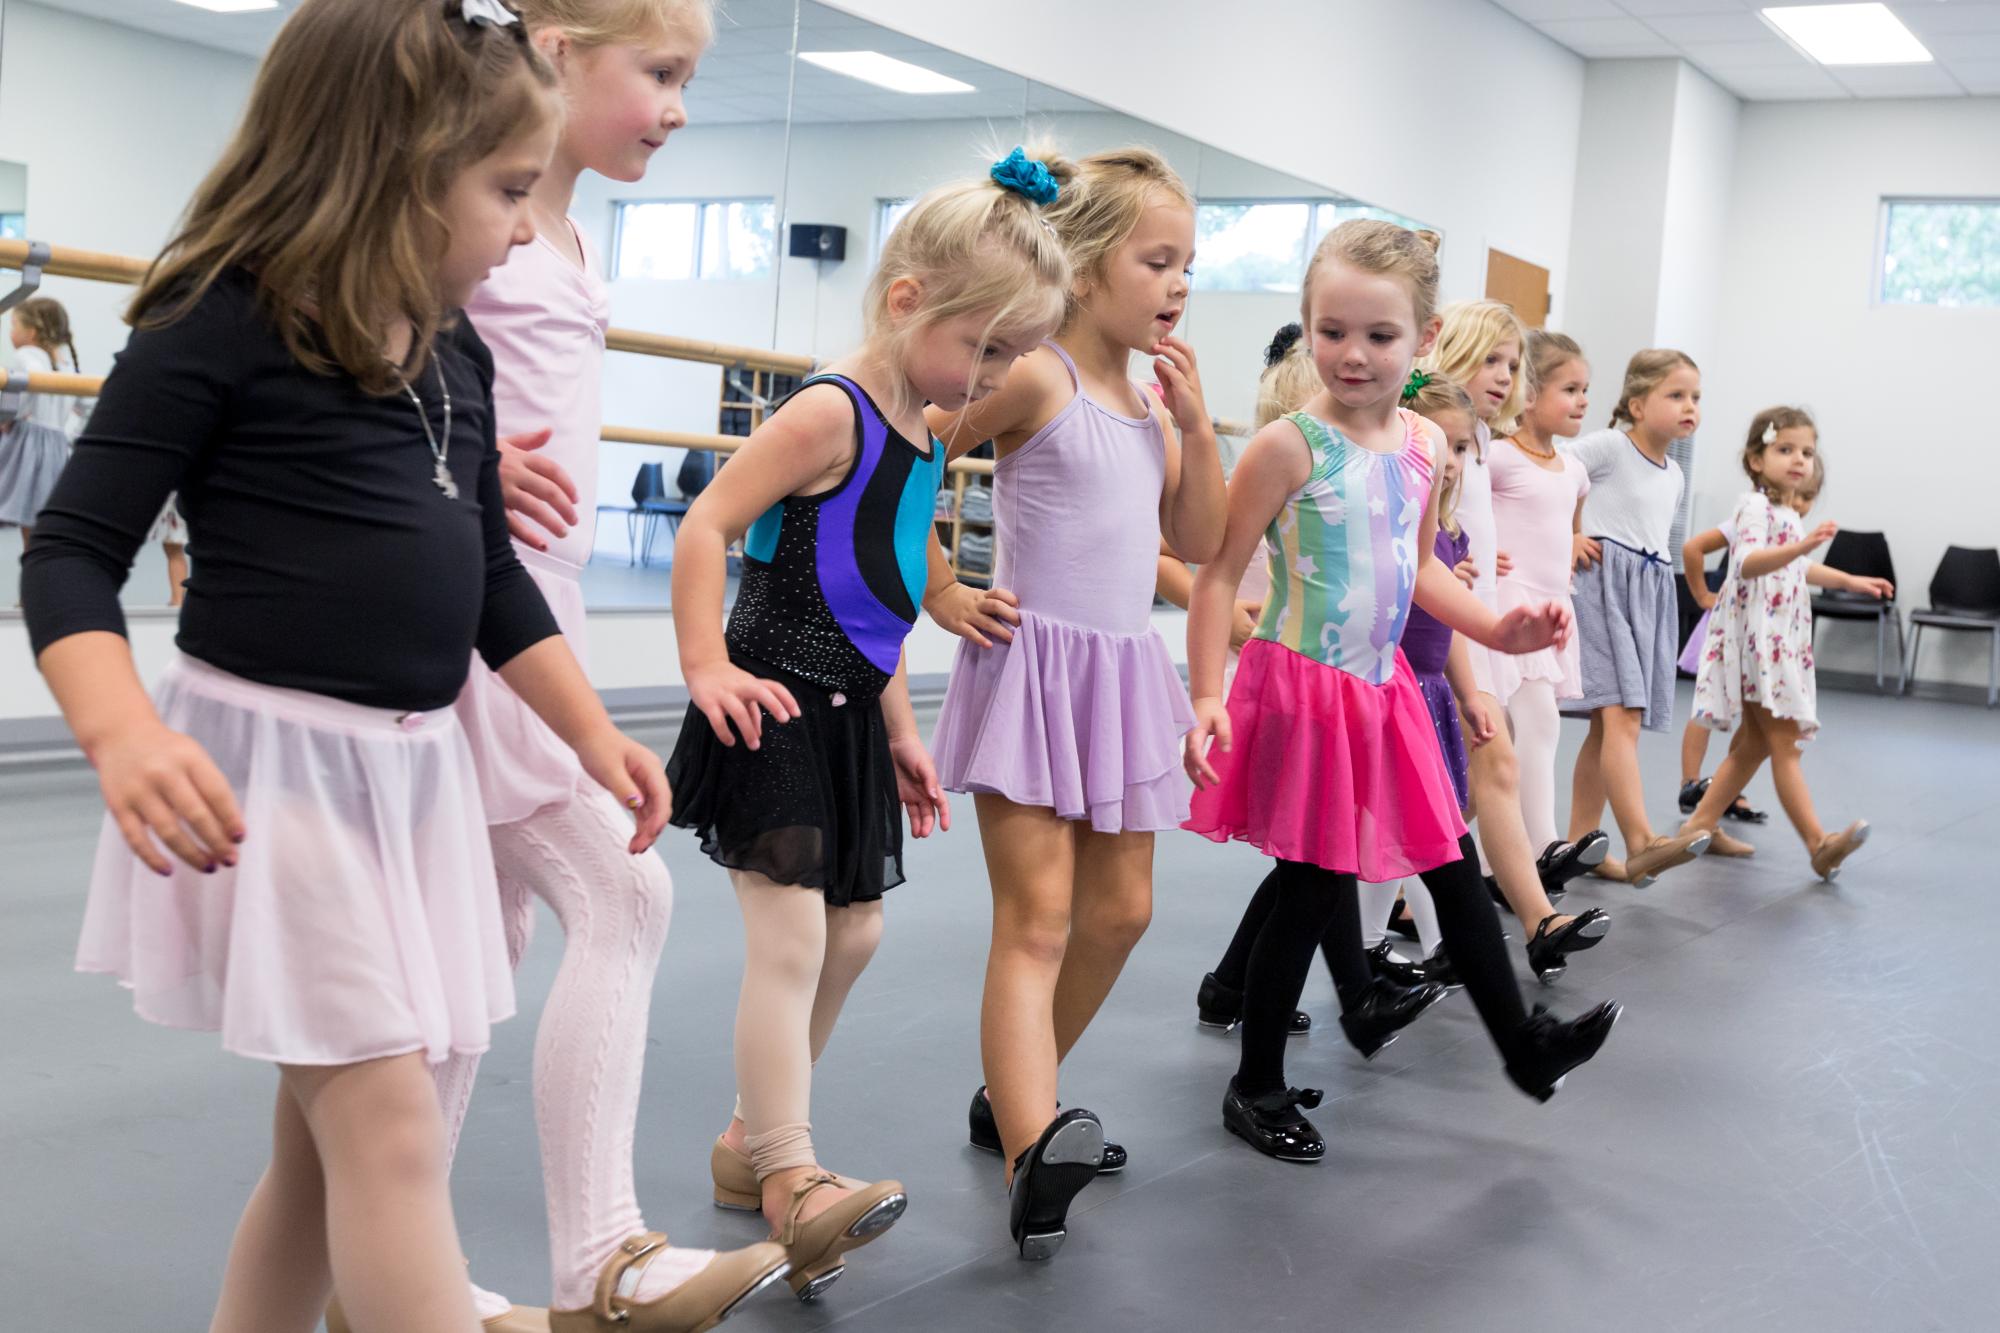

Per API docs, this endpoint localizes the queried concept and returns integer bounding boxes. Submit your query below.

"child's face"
[1631,364,1701,441]
[438,118,559,308]
[549,24,706,183]
[1752,424,1818,500]
[6,315,28,350]
[1086,197,1195,354]
[1306,260,1438,414]
[1524,357,1589,439]
[895,298,1045,414]
[1433,409,1476,489]
[1791,489,1818,516]
[1461,338,1520,423]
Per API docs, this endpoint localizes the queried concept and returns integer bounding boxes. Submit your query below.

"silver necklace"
[400,359,458,499]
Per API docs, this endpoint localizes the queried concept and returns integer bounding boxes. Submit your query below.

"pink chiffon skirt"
[1183,639,1468,881]
[76,654,515,1065]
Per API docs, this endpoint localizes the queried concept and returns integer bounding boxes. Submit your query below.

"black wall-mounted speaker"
[787,223,847,261]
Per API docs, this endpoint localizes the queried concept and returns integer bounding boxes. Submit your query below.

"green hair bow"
[1400,369,1434,404]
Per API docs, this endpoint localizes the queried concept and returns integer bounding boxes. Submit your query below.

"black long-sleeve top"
[21,270,558,711]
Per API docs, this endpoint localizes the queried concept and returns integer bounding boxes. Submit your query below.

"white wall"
[0,2,256,376]
[1704,97,2000,688]
[821,0,1587,321]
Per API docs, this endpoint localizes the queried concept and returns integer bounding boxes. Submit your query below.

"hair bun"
[1264,322,1304,368]
[1413,229,1442,254]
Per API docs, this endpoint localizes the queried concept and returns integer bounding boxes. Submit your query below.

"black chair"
[1900,545,2000,707]
[634,451,720,567]
[1811,529,1902,689]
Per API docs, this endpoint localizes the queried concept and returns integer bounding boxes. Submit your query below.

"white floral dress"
[1692,491,1816,742]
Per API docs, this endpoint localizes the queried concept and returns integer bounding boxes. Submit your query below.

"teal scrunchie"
[990,147,1060,207]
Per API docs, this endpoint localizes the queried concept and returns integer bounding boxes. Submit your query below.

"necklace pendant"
[433,456,459,500]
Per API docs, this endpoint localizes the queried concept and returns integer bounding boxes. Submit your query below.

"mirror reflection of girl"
[926,145,1226,1262]
[1182,220,1620,1164]
[2,296,81,551]
[21,6,677,1329]
[1565,350,1714,884]
[1681,410,1882,880]
[667,153,1071,1298]
[1426,304,1609,979]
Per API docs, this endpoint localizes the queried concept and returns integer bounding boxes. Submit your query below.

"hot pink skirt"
[76,654,515,1065]
[1183,639,1468,881]
[455,547,587,825]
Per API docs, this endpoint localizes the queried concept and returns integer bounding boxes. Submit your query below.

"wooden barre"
[2,239,817,376]
[3,376,995,474]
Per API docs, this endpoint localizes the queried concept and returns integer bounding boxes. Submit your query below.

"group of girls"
[16,1,1885,1330]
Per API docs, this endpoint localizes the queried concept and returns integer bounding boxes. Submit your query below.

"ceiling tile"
[1643,11,1777,44]
[1828,61,1968,96]
[1487,0,1628,19]
[1890,3,2000,38]
[1616,0,1763,14]
[1710,63,1850,98]
[1677,36,1811,68]
[1535,16,1682,53]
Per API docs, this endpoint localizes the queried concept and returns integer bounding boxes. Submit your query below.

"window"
[1192,199,1432,294]
[1880,199,2000,308]
[0,213,23,240]
[876,197,918,258]
[612,199,775,280]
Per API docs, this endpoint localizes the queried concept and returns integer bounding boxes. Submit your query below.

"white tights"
[1506,678,1564,854]
[431,782,709,1314]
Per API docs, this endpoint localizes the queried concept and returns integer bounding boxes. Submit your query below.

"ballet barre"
[0,239,814,379]
[1,368,997,478]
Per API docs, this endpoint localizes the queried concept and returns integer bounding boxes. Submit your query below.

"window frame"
[608,196,778,282]
[1876,195,2000,309]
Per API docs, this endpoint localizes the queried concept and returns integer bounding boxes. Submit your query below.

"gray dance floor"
[4,683,1997,1331]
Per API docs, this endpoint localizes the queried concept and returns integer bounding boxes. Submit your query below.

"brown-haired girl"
[1683,409,1881,880]
[1,295,80,544]
[20,3,677,1328]
[1565,349,1714,885]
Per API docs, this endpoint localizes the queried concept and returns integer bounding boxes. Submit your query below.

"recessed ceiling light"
[1760,4,1932,66]
[798,51,974,95]
[172,0,279,10]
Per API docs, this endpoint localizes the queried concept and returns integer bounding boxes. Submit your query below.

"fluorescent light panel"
[172,0,279,10]
[1760,4,1932,66]
[798,51,974,95]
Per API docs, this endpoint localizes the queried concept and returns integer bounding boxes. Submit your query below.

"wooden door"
[1486,249,1550,328]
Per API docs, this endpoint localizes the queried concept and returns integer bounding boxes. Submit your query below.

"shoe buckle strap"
[593,1231,669,1321]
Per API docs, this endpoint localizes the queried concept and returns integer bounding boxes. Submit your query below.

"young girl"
[1682,410,1884,880]
[316,3,790,1330]
[667,151,1072,1297]
[924,146,1225,1260]
[1489,330,1617,965]
[1425,304,1609,974]
[1566,349,1714,885]
[1184,220,1619,1163]
[1,295,80,544]
[19,5,675,1330]
[1672,462,1826,845]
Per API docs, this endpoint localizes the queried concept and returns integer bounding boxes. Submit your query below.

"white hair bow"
[461,0,520,28]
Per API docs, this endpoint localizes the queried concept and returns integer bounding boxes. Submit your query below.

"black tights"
[1232,836,1529,1098]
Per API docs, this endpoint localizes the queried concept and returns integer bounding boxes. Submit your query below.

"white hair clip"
[1762,421,1778,444]
[461,0,521,28]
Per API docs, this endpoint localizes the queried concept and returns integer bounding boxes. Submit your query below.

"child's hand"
[1151,337,1211,438]
[1849,574,1894,600]
[1573,533,1602,571]
[1230,600,1263,650]
[1460,693,1500,748]
[1694,586,1717,612]
[573,726,672,853]
[1452,555,1480,588]
[93,722,245,876]
[1491,599,1572,655]
[889,735,950,839]
[686,660,799,750]
[1183,696,1232,789]
[926,581,1021,647]
[1495,550,1515,579]
[1801,520,1838,553]
[497,428,579,551]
